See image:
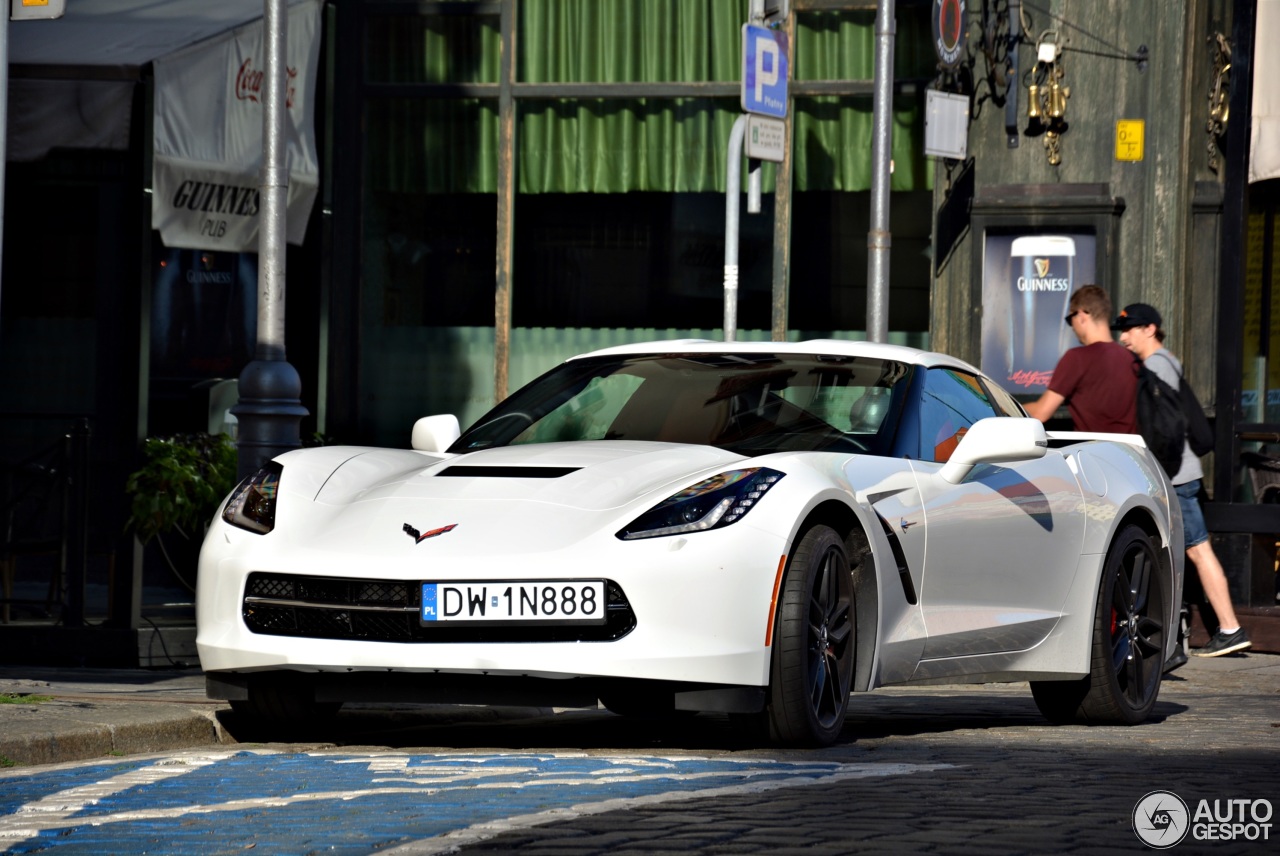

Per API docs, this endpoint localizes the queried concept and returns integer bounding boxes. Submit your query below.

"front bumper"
[196,520,788,688]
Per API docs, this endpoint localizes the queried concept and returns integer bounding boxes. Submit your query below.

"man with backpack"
[1114,303,1252,661]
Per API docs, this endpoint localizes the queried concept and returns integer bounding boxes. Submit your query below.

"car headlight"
[617,467,784,540]
[221,462,282,535]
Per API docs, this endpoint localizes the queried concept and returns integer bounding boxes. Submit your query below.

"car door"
[905,368,1086,660]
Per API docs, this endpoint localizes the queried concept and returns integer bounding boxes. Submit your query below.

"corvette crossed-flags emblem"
[403,523,458,544]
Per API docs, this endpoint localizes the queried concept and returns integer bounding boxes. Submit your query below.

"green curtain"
[367,99,500,195]
[364,0,933,194]
[792,10,932,191]
[520,0,740,83]
[518,99,746,193]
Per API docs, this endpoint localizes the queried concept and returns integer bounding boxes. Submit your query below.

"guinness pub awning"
[8,0,321,252]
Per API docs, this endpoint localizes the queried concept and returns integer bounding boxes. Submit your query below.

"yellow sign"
[11,0,65,18]
[1116,120,1145,162]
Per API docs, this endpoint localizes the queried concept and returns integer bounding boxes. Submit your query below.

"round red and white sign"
[932,0,967,69]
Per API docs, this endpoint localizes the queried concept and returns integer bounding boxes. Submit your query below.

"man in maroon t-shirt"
[1023,285,1138,433]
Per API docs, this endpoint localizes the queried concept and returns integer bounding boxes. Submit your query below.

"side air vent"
[436,466,580,478]
[875,513,918,605]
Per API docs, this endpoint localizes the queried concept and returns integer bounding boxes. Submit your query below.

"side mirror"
[938,417,1048,484]
[411,414,461,453]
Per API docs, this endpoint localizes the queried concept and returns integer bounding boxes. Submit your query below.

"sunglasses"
[1064,311,1079,325]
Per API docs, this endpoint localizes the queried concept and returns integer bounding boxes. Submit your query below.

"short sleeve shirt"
[1048,341,1138,433]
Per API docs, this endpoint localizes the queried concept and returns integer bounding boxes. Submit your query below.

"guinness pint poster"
[980,232,1096,394]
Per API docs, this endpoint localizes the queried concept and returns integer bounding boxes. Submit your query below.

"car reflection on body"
[197,339,1183,746]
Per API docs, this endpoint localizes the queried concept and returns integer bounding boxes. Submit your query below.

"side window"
[919,369,1001,463]
[981,377,1026,417]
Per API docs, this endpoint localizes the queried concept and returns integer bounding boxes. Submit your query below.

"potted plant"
[125,433,237,589]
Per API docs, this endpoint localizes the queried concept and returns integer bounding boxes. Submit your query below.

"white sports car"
[197,340,1184,745]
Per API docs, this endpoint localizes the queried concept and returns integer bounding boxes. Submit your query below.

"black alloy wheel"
[1031,524,1166,724]
[764,524,855,745]
[1104,528,1166,713]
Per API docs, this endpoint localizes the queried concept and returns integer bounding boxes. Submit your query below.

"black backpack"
[1147,352,1214,457]
[1134,360,1186,478]
[1134,354,1214,478]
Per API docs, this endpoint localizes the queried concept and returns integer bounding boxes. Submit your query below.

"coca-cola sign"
[235,58,298,109]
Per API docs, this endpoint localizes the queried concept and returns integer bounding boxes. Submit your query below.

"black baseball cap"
[1112,303,1162,330]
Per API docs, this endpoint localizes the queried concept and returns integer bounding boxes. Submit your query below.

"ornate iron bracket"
[1207,33,1231,173]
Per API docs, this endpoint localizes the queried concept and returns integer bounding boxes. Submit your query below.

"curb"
[0,699,229,768]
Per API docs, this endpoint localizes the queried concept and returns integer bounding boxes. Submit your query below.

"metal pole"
[866,0,896,344]
[746,10,762,214]
[1214,0,1256,504]
[495,0,515,402]
[724,114,747,342]
[63,419,91,628]
[0,14,8,343]
[259,0,287,361]
[771,3,796,343]
[233,0,308,479]
[747,159,762,214]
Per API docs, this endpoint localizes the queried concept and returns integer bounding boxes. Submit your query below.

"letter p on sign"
[755,38,779,102]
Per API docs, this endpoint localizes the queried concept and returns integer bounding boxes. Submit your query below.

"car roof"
[569,338,983,375]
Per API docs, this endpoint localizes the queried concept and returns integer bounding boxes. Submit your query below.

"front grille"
[242,572,636,643]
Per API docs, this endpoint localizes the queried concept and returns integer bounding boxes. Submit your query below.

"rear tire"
[1031,524,1166,724]
[762,525,855,746]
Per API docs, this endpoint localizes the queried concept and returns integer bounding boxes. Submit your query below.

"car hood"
[312,441,748,510]
[263,442,750,558]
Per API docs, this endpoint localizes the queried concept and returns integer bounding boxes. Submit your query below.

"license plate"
[420,580,607,625]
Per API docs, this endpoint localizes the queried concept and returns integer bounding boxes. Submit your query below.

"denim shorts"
[1175,479,1209,548]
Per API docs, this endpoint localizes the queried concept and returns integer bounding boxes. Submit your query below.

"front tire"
[1031,524,1166,724]
[763,525,855,746]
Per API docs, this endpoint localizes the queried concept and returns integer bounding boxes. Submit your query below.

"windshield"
[451,352,912,457]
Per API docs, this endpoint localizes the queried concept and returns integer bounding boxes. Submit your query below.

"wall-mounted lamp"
[1025,31,1070,166]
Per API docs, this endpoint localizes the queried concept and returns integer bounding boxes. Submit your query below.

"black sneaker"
[1163,649,1188,674]
[1192,628,1252,658]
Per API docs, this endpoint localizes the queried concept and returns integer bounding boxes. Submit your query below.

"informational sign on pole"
[729,10,790,342]
[741,24,788,118]
[745,115,785,162]
[924,89,969,160]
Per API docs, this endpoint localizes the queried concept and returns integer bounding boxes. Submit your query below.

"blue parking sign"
[742,24,788,118]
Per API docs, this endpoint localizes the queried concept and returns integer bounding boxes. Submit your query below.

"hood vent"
[436,465,581,479]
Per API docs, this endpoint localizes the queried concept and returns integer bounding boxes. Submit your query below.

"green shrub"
[125,433,238,544]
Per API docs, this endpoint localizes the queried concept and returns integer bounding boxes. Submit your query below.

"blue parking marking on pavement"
[0,750,950,854]
[0,759,155,818]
